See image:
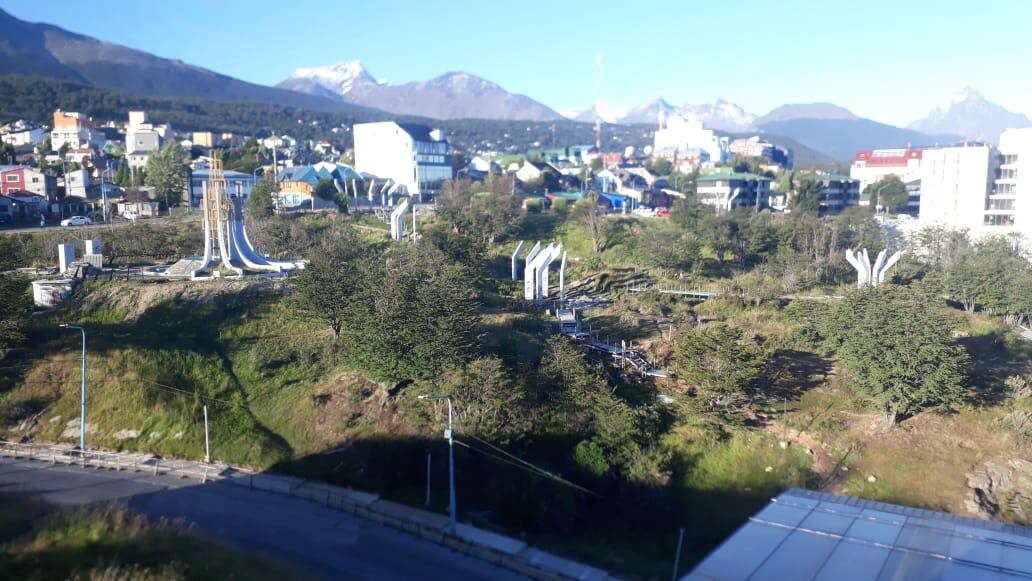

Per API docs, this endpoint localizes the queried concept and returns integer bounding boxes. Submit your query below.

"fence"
[0,440,611,581]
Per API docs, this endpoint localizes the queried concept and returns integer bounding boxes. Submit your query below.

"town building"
[354,122,451,198]
[50,111,100,151]
[192,131,216,148]
[653,116,728,165]
[64,168,91,198]
[813,174,861,215]
[850,148,923,193]
[918,143,998,235]
[1,120,45,147]
[0,192,45,220]
[696,172,771,211]
[729,136,794,169]
[187,168,257,208]
[0,165,58,200]
[273,161,362,211]
[991,127,1032,239]
[125,111,162,170]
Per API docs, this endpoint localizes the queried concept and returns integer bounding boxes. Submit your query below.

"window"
[986,199,1015,211]
[5,175,19,182]
[31,177,39,183]
[983,214,1015,226]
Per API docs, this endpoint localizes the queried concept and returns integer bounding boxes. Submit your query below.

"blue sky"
[5,0,1030,126]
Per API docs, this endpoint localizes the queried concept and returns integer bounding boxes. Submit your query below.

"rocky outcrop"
[966,459,1032,523]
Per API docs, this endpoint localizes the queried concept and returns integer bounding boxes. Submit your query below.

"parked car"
[60,216,93,227]
[123,210,140,222]
[0,214,11,226]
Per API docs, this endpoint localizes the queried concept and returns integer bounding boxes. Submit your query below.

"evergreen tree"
[824,286,968,424]
[145,142,187,213]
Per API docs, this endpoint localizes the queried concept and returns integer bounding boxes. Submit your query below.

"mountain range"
[278,61,563,121]
[0,8,371,114]
[0,7,1028,162]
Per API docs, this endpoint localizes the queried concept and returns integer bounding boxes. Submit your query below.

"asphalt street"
[0,457,526,580]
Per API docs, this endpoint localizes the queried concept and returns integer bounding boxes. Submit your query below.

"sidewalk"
[0,440,613,581]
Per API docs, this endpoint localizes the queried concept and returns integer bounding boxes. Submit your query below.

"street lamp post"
[874,182,890,215]
[418,394,456,535]
[60,324,87,451]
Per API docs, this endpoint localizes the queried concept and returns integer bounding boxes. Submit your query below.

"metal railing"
[0,440,611,581]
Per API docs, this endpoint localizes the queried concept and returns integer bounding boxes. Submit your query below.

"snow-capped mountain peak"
[910,87,1031,143]
[285,60,378,95]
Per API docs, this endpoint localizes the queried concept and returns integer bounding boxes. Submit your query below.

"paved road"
[1,215,199,235]
[0,457,525,580]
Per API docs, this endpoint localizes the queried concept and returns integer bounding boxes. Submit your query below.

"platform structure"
[190,158,299,279]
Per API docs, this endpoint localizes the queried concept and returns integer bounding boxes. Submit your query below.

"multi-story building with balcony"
[990,128,1032,239]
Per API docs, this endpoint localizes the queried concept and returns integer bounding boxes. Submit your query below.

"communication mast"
[594,54,602,150]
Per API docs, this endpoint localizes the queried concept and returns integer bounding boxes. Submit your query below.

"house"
[457,156,501,181]
[0,166,57,200]
[1,120,45,147]
[64,168,92,198]
[274,162,362,210]
[51,111,100,151]
[696,172,771,211]
[117,198,161,217]
[0,192,45,220]
[187,168,257,208]
[126,111,162,170]
[515,160,564,184]
[354,122,451,199]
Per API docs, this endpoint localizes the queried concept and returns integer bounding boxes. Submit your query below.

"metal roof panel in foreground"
[686,488,1032,581]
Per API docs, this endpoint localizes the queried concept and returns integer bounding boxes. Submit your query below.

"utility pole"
[425,452,432,506]
[672,528,685,580]
[60,324,87,452]
[203,405,211,463]
[418,394,456,535]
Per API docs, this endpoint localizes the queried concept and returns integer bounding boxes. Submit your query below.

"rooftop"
[686,488,1032,580]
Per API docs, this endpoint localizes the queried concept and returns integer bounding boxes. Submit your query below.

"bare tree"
[573,192,611,253]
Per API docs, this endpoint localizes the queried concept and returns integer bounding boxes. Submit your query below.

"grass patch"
[0,495,289,580]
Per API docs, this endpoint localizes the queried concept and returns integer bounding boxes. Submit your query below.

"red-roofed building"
[849,148,923,192]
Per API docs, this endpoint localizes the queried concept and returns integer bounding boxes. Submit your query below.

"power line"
[456,435,601,497]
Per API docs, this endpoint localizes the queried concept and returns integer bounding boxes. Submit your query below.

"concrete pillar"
[58,243,75,272]
[511,240,525,281]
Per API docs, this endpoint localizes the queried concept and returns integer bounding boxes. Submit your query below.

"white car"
[60,216,93,227]
[123,210,140,222]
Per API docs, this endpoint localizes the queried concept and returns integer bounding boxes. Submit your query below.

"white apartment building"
[992,127,1032,239]
[653,116,728,165]
[850,148,924,193]
[50,111,100,151]
[125,111,162,170]
[918,144,997,235]
[354,122,451,198]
